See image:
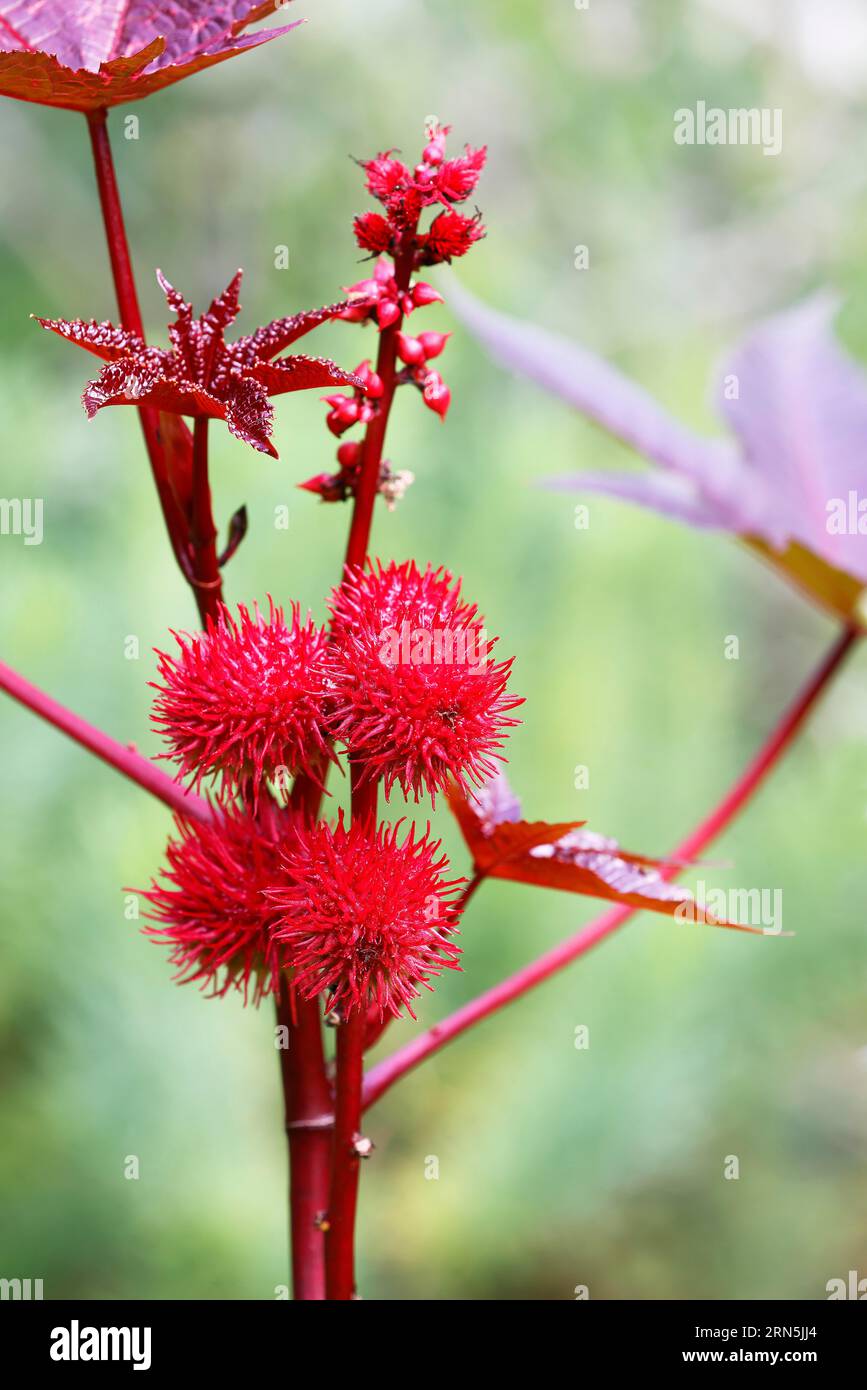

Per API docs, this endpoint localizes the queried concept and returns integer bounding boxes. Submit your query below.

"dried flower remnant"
[271,814,464,1019]
[37,269,365,457]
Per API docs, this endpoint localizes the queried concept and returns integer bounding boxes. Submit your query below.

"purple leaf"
[451,280,867,589]
[718,293,867,583]
[0,1,301,110]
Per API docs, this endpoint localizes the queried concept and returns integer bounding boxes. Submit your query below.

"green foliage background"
[1,0,866,1299]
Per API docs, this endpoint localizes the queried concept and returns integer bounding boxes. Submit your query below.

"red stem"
[343,240,416,571]
[276,982,333,1301]
[323,769,378,1299]
[0,658,212,825]
[325,1008,365,1300]
[362,624,860,1111]
[281,242,416,1281]
[85,109,202,608]
[190,417,224,626]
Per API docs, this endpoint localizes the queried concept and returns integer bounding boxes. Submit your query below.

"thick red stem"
[325,1007,365,1300]
[0,659,211,824]
[323,770,378,1299]
[276,982,333,1300]
[362,624,860,1111]
[190,417,223,625]
[85,109,204,610]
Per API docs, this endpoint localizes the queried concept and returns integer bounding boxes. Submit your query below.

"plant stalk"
[0,659,212,824]
[276,982,333,1300]
[343,239,416,570]
[190,417,223,625]
[325,1008,365,1299]
[85,108,208,612]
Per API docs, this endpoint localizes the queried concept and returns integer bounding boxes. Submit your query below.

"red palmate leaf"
[0,1,301,112]
[447,779,766,932]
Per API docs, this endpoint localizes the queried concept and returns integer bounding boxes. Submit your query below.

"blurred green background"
[2,0,867,1301]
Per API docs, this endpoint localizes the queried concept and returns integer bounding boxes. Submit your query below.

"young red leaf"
[448,778,767,932]
[37,269,365,458]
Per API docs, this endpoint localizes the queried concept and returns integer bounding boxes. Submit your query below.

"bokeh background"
[2,0,867,1300]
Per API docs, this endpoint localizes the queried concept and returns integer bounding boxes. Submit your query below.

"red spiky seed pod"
[324,560,523,804]
[270,813,464,1019]
[151,600,332,798]
[138,800,297,1005]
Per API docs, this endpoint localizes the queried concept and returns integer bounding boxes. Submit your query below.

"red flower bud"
[326,405,357,437]
[336,302,372,323]
[336,396,360,422]
[412,281,444,307]
[298,471,347,502]
[377,298,401,330]
[396,332,426,366]
[416,331,451,361]
[337,441,361,469]
[354,360,385,398]
[423,371,451,419]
